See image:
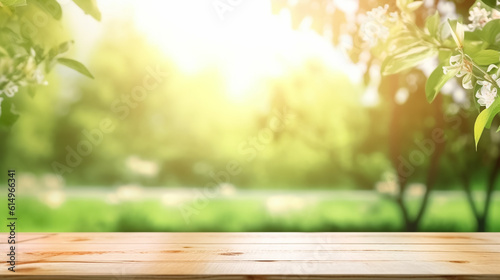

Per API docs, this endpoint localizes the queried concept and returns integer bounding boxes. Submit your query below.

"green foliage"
[0,98,19,127]
[1,24,376,189]
[480,0,499,10]
[30,0,62,20]
[361,0,500,148]
[382,45,437,76]
[475,97,500,148]
[71,0,100,20]
[0,0,26,7]
[57,58,94,79]
[4,191,500,232]
[480,19,500,45]
[0,0,99,129]
[425,11,440,37]
[473,50,500,65]
[425,62,456,103]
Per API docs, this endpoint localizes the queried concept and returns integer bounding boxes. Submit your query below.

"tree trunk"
[386,75,412,231]
[462,170,480,220]
[385,76,444,232]
[406,221,419,232]
[478,153,500,232]
[412,95,445,229]
[477,217,487,232]
[395,196,411,231]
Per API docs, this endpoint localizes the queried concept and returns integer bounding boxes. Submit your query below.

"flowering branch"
[0,0,100,128]
[359,0,500,148]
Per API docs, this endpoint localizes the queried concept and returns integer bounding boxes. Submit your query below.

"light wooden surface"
[1,233,500,279]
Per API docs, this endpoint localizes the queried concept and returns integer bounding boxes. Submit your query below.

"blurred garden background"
[1,0,500,232]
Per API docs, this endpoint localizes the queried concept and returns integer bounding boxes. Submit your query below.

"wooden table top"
[1,232,500,279]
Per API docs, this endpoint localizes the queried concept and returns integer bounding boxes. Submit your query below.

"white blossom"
[475,64,500,108]
[468,6,491,30]
[449,22,465,48]
[0,81,19,97]
[30,68,48,85]
[443,54,473,89]
[476,81,498,108]
[359,5,398,46]
[0,48,48,101]
[437,1,456,19]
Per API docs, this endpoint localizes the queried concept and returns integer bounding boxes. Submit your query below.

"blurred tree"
[51,21,262,186]
[264,60,385,188]
[48,15,379,190]
[441,105,500,231]
[268,0,497,231]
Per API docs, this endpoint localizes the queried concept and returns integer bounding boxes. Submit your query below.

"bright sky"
[65,0,361,102]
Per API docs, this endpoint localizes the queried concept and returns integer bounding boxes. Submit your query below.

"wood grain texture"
[1,233,499,279]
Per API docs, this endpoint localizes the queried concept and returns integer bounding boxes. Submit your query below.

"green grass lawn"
[4,190,500,232]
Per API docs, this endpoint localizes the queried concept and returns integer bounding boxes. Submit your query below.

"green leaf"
[0,0,26,7]
[0,27,21,42]
[72,0,101,21]
[473,49,500,65]
[464,40,485,57]
[48,40,73,59]
[45,58,57,73]
[0,98,19,129]
[382,46,437,75]
[438,49,453,61]
[425,11,440,37]
[57,58,94,79]
[464,30,482,42]
[481,0,498,9]
[481,19,500,45]
[387,38,421,56]
[407,1,423,12]
[47,41,73,72]
[30,0,62,20]
[425,63,458,103]
[473,82,482,113]
[474,98,500,149]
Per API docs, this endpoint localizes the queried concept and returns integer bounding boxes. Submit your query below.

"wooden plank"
[7,232,500,244]
[14,243,500,253]
[0,276,497,280]
[0,233,499,279]
[4,260,500,275]
[11,244,500,262]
